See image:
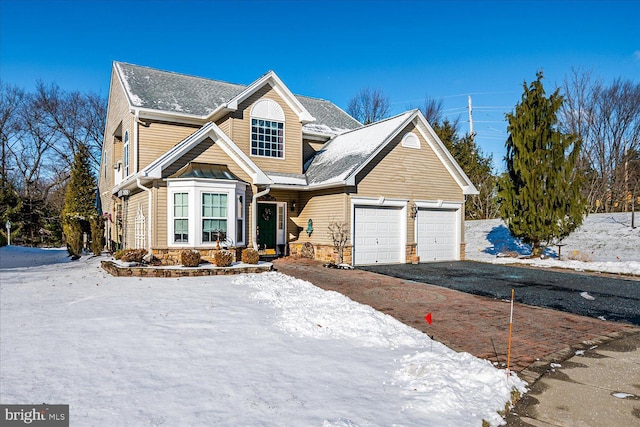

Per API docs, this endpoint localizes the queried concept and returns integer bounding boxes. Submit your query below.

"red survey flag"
[425,313,433,324]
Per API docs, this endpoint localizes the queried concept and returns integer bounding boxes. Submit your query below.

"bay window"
[168,178,246,247]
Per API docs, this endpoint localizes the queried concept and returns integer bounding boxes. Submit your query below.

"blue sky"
[1,0,638,171]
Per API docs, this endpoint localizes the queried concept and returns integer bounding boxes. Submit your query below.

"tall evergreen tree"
[61,143,98,257]
[498,72,587,256]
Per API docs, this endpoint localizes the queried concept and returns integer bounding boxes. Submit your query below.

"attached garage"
[416,206,461,262]
[353,205,404,265]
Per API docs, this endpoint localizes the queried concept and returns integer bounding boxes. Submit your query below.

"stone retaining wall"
[101,260,272,277]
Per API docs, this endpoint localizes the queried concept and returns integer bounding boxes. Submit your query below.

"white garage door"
[354,206,402,265]
[416,209,457,261]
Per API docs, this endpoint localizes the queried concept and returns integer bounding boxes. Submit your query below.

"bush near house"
[180,250,201,267]
[214,249,233,267]
[241,248,260,264]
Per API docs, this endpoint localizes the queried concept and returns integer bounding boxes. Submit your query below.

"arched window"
[250,99,285,158]
[123,130,130,176]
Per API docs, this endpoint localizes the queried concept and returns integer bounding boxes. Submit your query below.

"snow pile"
[466,212,640,276]
[237,272,526,426]
[1,246,524,426]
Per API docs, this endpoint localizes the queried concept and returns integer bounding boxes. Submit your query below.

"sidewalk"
[273,257,640,424]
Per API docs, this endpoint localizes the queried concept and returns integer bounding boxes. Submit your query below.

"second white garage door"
[416,209,458,261]
[353,206,402,265]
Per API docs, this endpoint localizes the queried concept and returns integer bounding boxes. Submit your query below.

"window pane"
[251,118,284,158]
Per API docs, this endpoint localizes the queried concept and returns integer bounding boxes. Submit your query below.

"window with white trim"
[173,192,189,243]
[123,130,130,176]
[236,194,244,244]
[202,193,227,242]
[167,180,247,247]
[250,99,285,158]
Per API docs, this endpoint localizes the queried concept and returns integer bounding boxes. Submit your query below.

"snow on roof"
[305,111,414,185]
[116,62,243,116]
[115,62,359,134]
[266,171,308,186]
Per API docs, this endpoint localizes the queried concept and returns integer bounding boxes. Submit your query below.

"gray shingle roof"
[115,62,360,134]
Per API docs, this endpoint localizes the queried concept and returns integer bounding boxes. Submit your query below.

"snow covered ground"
[466,212,640,276]
[0,246,525,426]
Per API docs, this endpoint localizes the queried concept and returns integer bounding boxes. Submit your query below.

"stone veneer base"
[101,260,273,277]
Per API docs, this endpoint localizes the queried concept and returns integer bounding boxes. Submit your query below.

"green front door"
[257,203,277,250]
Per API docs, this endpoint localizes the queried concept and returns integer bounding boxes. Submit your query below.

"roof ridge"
[115,61,248,89]
[328,110,414,138]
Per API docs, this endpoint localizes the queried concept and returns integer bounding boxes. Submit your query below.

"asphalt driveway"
[359,261,640,325]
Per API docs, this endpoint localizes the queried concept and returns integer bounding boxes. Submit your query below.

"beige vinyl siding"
[356,123,463,201]
[216,116,230,138]
[99,68,131,198]
[122,190,147,249]
[161,138,253,183]
[154,182,166,247]
[137,121,200,170]
[228,85,303,174]
[294,190,347,245]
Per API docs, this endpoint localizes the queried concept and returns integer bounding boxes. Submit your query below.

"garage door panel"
[354,206,402,265]
[416,209,457,262]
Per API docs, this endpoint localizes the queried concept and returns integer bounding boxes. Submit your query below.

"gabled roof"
[114,62,360,135]
[305,112,414,186]
[304,110,478,195]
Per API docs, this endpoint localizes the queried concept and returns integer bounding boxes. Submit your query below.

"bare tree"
[328,220,350,265]
[1,81,107,245]
[347,87,390,125]
[561,70,640,213]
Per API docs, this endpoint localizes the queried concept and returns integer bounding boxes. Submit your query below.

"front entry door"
[257,203,277,250]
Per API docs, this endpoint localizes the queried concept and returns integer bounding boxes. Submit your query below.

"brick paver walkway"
[273,257,639,383]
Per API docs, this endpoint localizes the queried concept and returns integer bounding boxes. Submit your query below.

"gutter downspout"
[136,177,153,258]
[133,109,139,174]
[252,186,271,250]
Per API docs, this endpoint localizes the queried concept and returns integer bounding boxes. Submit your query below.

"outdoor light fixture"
[410,202,418,219]
[291,201,297,212]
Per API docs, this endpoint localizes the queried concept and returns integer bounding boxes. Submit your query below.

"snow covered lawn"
[0,247,524,426]
[466,212,640,276]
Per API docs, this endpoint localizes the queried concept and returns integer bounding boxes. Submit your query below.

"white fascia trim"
[302,130,332,141]
[415,200,464,210]
[229,71,316,124]
[351,196,409,207]
[413,113,479,195]
[269,181,346,191]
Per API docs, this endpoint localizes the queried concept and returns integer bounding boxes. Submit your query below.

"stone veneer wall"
[288,243,353,265]
[289,242,465,264]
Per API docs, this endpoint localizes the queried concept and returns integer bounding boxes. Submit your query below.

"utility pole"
[468,95,474,141]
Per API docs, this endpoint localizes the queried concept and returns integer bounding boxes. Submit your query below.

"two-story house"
[98,62,477,265]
